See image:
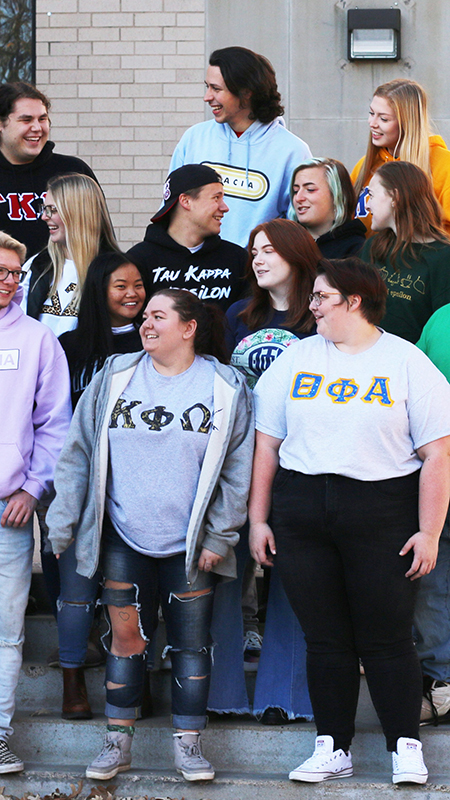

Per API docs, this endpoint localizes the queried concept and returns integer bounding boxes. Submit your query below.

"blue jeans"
[0,500,34,739]
[253,561,313,720]
[102,519,217,730]
[207,528,250,714]
[57,540,100,668]
[414,510,450,681]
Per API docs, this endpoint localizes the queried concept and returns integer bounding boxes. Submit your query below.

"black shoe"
[260,707,290,725]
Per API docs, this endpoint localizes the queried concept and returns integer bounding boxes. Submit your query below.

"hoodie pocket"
[0,444,26,497]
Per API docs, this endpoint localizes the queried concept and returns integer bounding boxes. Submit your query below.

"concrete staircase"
[6,604,450,798]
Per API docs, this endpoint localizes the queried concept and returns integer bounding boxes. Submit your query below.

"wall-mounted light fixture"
[348,9,401,61]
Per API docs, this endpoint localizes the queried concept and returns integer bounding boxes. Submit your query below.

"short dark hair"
[317,257,387,325]
[0,82,51,124]
[291,158,357,229]
[209,46,283,123]
[151,288,229,364]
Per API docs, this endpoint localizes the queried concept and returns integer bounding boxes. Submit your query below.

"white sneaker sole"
[289,766,353,782]
[177,767,215,781]
[0,762,24,774]
[86,763,131,781]
[392,772,428,785]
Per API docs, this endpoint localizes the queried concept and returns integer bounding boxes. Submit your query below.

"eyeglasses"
[309,291,342,306]
[0,267,26,284]
[41,204,59,218]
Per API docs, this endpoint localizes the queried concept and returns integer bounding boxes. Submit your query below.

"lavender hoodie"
[0,288,71,501]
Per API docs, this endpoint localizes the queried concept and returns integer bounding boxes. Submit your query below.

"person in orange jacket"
[351,79,450,236]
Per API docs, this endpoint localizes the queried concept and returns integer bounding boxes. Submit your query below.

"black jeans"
[273,468,422,752]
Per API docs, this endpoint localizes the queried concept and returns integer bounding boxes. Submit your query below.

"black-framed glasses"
[309,291,342,306]
[41,204,59,219]
[0,267,26,284]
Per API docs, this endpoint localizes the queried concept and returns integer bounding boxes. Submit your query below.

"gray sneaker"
[173,732,215,781]
[86,730,132,780]
[0,740,24,773]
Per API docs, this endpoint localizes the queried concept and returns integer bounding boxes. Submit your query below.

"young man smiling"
[0,82,97,258]
[0,231,71,773]
[128,164,247,312]
[169,46,312,248]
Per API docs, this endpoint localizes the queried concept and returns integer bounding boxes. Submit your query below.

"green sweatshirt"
[360,239,450,343]
[416,303,450,381]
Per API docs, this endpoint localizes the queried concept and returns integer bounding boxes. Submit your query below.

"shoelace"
[243,631,262,650]
[393,750,424,770]
[179,740,207,764]
[96,738,120,759]
[424,684,439,727]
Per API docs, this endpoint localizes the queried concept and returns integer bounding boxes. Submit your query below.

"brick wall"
[36,0,206,249]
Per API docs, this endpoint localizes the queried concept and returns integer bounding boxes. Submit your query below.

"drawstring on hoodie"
[226,126,252,187]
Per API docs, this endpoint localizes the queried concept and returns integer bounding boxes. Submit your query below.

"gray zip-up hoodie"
[47,351,254,584]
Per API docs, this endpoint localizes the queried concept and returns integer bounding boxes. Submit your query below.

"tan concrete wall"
[36,0,206,249]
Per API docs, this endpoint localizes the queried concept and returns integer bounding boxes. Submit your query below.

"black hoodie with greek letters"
[128,223,248,312]
[0,141,97,258]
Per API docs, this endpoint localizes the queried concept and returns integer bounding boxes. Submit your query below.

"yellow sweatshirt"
[351,135,450,235]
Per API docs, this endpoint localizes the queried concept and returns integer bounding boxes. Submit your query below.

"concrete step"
[18,615,450,797]
[4,715,450,797]
[1,767,450,800]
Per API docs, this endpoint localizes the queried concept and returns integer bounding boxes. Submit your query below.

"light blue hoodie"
[169,118,311,248]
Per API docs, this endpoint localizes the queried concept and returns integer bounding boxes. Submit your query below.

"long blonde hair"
[355,79,431,198]
[47,173,119,306]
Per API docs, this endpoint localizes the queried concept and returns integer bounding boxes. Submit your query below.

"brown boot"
[62,667,92,720]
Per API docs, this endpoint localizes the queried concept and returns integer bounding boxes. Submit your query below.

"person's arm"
[400,435,450,579]
[248,430,283,567]
[46,369,104,554]
[198,380,255,568]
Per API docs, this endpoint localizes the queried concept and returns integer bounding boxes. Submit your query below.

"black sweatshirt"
[0,141,97,258]
[128,223,248,312]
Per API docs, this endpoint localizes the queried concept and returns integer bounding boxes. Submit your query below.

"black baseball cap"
[151,164,223,222]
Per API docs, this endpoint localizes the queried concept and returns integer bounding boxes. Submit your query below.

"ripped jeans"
[57,539,100,668]
[0,500,34,739]
[101,518,217,730]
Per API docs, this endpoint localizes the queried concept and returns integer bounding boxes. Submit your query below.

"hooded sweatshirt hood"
[169,117,311,247]
[351,134,450,235]
[128,223,247,312]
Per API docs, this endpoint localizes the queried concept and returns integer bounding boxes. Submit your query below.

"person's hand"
[198,547,223,572]
[400,531,440,580]
[249,521,276,567]
[1,490,37,528]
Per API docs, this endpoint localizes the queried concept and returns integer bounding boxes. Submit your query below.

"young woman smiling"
[290,157,365,257]
[210,219,319,725]
[19,173,121,714]
[250,256,450,784]
[59,252,148,408]
[22,172,119,334]
[351,79,450,235]
[47,253,148,721]
[47,288,254,783]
